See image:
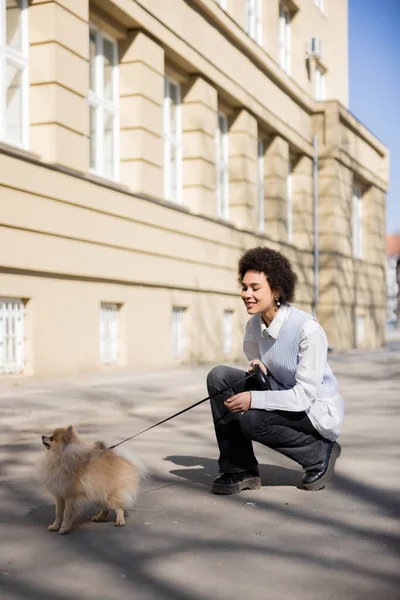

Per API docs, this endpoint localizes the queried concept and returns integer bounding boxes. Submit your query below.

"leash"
[108,366,261,450]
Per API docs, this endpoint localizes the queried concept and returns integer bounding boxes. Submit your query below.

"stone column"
[362,184,387,347]
[228,109,258,231]
[119,31,164,198]
[292,155,313,251]
[29,0,89,172]
[264,135,290,241]
[318,158,353,255]
[363,184,386,267]
[181,76,218,217]
[317,158,356,350]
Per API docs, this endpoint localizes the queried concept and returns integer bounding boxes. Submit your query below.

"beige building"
[0,0,389,376]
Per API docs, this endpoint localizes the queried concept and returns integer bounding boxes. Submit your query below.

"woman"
[207,246,344,494]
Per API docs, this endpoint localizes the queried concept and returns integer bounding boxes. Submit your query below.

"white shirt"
[244,304,344,440]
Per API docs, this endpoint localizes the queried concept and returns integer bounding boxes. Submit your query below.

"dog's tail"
[112,445,149,481]
[92,440,107,451]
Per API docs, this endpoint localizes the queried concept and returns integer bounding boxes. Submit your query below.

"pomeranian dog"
[39,425,143,535]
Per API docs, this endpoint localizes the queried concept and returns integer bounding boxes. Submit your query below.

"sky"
[348,0,400,234]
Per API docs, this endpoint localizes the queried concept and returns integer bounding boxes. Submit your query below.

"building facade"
[0,0,389,376]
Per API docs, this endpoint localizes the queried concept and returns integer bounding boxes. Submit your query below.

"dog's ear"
[65,425,75,442]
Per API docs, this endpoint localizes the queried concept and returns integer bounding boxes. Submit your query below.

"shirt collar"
[260,304,290,339]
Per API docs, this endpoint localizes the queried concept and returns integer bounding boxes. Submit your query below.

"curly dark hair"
[238,247,297,304]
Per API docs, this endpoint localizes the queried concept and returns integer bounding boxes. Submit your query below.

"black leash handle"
[108,366,261,450]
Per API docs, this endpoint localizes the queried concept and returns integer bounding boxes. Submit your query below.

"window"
[352,185,363,258]
[257,139,265,232]
[279,3,291,74]
[223,310,234,355]
[88,26,119,179]
[163,76,182,203]
[0,0,29,148]
[287,158,293,243]
[172,307,185,359]
[314,0,324,12]
[356,316,365,347]
[0,298,25,374]
[315,64,326,100]
[216,111,229,219]
[100,303,119,364]
[246,0,262,45]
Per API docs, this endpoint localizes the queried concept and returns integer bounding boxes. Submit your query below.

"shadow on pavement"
[1,466,399,600]
[165,454,302,488]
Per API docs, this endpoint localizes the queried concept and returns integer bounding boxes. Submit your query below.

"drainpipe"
[312,134,319,319]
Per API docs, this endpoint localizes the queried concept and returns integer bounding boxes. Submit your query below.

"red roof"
[387,234,400,257]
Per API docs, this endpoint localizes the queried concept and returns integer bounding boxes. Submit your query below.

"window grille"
[88,26,119,179]
[257,139,265,232]
[163,76,182,203]
[100,303,119,364]
[246,0,262,45]
[287,158,293,243]
[279,3,291,74]
[352,186,363,258]
[216,112,229,219]
[223,310,234,355]
[0,298,25,374]
[0,0,29,148]
[172,307,185,359]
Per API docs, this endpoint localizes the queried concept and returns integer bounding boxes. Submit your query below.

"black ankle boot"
[302,441,341,491]
[211,468,261,495]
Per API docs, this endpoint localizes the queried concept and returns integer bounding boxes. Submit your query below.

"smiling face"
[241,270,279,325]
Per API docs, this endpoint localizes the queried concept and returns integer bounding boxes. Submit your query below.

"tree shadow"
[164,455,302,488]
[1,465,399,600]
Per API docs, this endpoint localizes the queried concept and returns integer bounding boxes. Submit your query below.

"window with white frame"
[0,298,25,374]
[216,111,229,219]
[246,0,262,45]
[223,310,234,355]
[356,315,365,347]
[352,185,363,258]
[279,3,291,74]
[88,26,119,179]
[172,306,186,360]
[287,158,293,242]
[100,303,119,364]
[314,0,324,12]
[163,76,182,203]
[0,0,29,148]
[315,64,326,101]
[257,138,265,232]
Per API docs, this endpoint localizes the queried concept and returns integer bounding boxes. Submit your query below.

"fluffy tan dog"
[39,425,142,535]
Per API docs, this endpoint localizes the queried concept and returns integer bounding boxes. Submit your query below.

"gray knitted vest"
[251,306,338,399]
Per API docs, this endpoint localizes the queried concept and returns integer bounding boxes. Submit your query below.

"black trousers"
[207,365,328,473]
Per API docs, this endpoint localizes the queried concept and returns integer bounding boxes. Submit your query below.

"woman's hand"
[248,360,268,375]
[224,391,251,413]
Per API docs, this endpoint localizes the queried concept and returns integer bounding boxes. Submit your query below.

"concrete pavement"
[0,341,399,600]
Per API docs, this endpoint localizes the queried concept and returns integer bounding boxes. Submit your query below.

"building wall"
[314,101,388,349]
[0,0,388,376]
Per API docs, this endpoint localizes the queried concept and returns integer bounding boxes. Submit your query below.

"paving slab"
[0,344,399,600]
